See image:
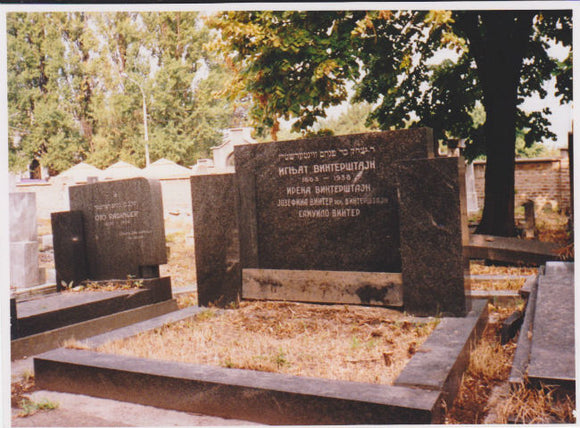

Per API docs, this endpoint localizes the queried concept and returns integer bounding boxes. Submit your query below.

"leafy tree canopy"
[8,11,236,173]
[209,9,572,236]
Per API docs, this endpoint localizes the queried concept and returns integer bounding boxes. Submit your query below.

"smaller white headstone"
[9,192,42,288]
[465,162,479,214]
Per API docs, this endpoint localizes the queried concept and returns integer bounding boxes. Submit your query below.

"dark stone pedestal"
[191,174,241,307]
[51,211,88,290]
[397,156,470,317]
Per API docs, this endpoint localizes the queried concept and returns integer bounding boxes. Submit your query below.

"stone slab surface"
[527,262,575,387]
[466,234,560,265]
[34,348,443,425]
[11,299,179,360]
[191,173,241,307]
[69,177,167,280]
[11,390,258,426]
[394,298,488,406]
[15,277,172,337]
[509,273,539,385]
[243,268,403,306]
[397,156,469,316]
[234,128,434,273]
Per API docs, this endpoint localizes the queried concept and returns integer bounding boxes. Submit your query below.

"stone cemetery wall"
[53,178,167,285]
[192,128,470,316]
[9,193,42,289]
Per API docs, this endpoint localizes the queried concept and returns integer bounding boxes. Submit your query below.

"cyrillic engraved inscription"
[274,146,388,218]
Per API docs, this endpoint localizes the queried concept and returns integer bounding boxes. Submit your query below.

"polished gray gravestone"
[66,177,167,281]
[191,174,241,306]
[234,128,434,272]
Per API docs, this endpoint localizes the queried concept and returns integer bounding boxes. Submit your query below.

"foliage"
[207,11,364,140]
[209,9,572,235]
[7,11,235,173]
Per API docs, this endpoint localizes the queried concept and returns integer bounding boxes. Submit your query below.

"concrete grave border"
[33,298,488,425]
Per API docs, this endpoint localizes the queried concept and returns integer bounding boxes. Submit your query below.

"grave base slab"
[12,299,178,360]
[14,277,172,338]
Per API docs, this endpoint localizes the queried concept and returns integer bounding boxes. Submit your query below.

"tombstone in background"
[10,192,42,289]
[52,177,168,289]
[523,199,536,239]
[192,128,470,317]
[465,162,479,214]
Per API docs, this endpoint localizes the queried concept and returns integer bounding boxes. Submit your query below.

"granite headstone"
[51,211,88,289]
[191,174,241,306]
[396,156,470,316]
[63,177,167,281]
[192,128,469,316]
[234,128,434,272]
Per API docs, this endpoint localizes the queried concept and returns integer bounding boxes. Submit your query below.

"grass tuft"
[18,398,59,417]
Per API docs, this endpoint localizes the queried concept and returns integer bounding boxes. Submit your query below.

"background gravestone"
[65,177,167,281]
[9,192,42,288]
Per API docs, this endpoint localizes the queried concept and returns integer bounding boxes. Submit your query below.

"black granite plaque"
[396,156,469,316]
[235,128,434,272]
[51,210,88,290]
[68,178,166,281]
[191,174,241,307]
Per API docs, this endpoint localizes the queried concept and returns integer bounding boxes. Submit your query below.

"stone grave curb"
[34,347,443,425]
[12,299,179,361]
[394,298,489,407]
[508,272,539,387]
[33,300,488,424]
[14,277,172,338]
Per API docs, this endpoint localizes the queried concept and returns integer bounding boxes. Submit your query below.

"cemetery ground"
[12,209,575,425]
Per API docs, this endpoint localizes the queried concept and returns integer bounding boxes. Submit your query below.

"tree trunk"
[457,11,534,237]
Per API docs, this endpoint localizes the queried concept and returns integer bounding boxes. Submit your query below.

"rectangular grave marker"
[235,128,434,272]
[65,177,167,281]
[192,128,469,316]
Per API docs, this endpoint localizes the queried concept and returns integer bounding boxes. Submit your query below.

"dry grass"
[469,261,538,277]
[446,300,576,424]
[160,229,196,289]
[494,383,576,423]
[469,277,526,291]
[535,209,571,246]
[96,301,438,385]
[445,305,518,424]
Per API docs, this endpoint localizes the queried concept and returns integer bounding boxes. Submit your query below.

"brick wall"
[473,148,571,213]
